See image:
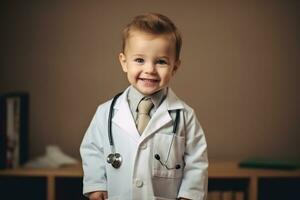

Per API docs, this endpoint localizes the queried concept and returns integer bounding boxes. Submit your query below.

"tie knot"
[138,98,154,114]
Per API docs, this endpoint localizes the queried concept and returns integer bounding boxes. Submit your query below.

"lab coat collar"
[141,87,184,139]
[164,87,184,111]
[112,87,140,142]
[112,86,184,142]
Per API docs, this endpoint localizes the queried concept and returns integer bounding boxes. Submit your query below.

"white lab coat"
[80,87,208,200]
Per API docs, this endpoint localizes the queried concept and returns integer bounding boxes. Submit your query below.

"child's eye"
[134,58,144,64]
[156,59,168,65]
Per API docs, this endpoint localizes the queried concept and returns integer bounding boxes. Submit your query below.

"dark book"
[18,93,29,166]
[239,158,300,170]
[0,95,7,169]
[0,92,29,169]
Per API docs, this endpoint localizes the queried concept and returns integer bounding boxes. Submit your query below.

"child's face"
[119,31,180,96]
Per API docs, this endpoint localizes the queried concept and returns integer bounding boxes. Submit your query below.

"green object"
[239,158,300,170]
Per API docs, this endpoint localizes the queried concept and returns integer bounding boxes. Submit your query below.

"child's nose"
[144,63,156,73]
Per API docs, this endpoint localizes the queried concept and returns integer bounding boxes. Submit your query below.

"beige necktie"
[137,98,154,134]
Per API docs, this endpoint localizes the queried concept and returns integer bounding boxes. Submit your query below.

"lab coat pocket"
[152,133,185,179]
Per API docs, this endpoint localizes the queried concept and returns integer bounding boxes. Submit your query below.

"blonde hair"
[122,13,182,61]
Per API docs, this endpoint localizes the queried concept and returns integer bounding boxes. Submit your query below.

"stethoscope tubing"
[107,92,180,169]
[108,92,123,149]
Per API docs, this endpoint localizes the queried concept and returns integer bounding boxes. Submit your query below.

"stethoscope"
[106,92,181,170]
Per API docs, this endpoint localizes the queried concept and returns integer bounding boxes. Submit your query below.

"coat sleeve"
[177,109,208,200]
[80,106,108,196]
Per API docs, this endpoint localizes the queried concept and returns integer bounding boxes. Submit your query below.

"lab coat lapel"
[142,102,172,138]
[112,88,140,142]
[142,88,184,139]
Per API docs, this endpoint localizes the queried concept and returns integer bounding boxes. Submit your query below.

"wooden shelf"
[0,161,299,200]
[0,164,83,177]
[0,164,83,200]
[208,160,300,200]
[208,160,300,177]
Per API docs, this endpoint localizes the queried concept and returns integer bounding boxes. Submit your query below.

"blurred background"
[0,0,299,162]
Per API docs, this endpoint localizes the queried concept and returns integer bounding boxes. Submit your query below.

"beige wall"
[0,1,299,161]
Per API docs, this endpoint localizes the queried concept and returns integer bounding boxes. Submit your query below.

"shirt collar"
[127,86,167,112]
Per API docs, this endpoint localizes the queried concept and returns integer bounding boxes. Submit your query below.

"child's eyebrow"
[130,54,170,60]
[157,56,170,60]
[132,54,145,57]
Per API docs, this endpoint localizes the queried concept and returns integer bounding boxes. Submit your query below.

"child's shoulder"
[178,99,196,119]
[167,88,196,116]
[168,88,193,108]
[94,91,125,113]
[172,95,202,125]
[94,97,114,115]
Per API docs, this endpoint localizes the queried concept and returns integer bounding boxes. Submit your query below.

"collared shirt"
[127,86,167,124]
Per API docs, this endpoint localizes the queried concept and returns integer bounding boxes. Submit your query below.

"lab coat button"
[140,143,147,149]
[135,179,143,188]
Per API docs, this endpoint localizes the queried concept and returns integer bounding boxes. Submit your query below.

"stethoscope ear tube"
[156,109,181,170]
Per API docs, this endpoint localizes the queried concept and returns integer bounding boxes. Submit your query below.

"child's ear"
[119,53,128,72]
[172,59,181,75]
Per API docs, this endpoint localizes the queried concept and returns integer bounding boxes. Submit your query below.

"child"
[80,13,208,200]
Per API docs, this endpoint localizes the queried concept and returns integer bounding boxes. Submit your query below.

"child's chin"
[137,87,158,96]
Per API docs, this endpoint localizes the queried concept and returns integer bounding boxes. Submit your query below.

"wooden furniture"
[0,161,299,200]
[0,164,84,200]
[208,160,300,200]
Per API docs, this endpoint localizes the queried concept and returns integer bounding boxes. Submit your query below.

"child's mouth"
[139,78,159,83]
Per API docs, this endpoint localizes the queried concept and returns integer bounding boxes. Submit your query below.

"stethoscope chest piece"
[107,153,122,169]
